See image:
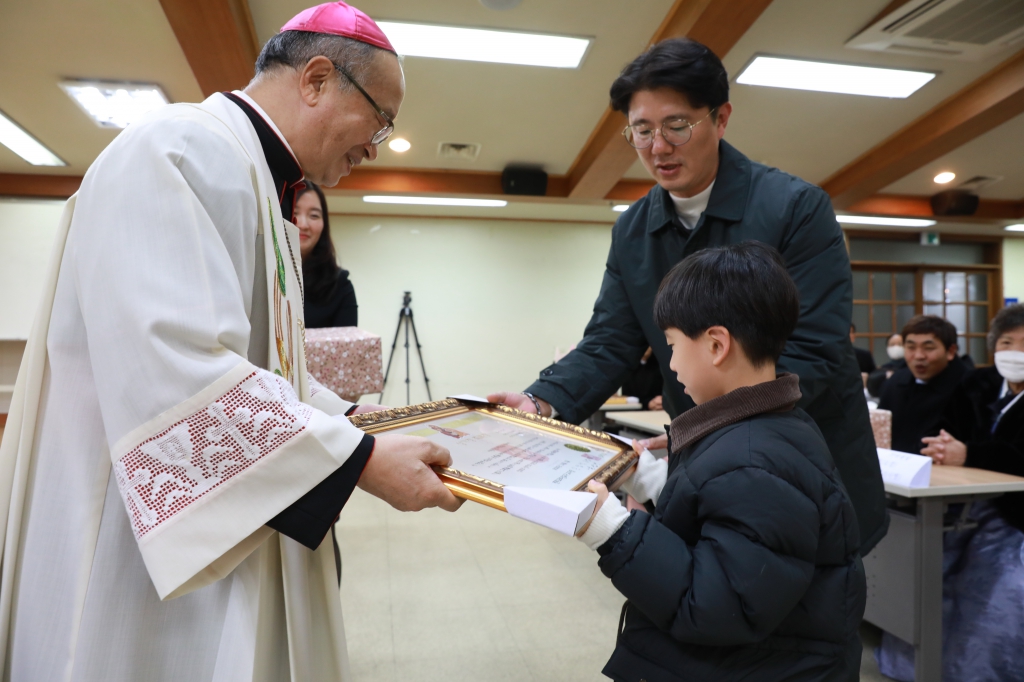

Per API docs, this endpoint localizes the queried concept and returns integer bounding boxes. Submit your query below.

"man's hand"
[351,403,388,415]
[576,480,611,537]
[358,434,464,512]
[921,429,967,467]
[647,395,663,411]
[486,391,552,417]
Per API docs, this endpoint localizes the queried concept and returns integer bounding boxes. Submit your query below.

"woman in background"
[867,333,905,398]
[296,182,358,328]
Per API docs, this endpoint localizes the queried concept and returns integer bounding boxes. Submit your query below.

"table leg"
[915,498,944,681]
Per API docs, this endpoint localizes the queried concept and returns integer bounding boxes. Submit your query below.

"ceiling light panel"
[933,171,956,184]
[377,21,590,68]
[60,81,169,129]
[836,215,937,227]
[1005,224,1024,232]
[736,56,936,98]
[0,110,65,166]
[363,195,508,207]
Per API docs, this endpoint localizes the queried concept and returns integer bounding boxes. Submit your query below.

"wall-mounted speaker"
[501,167,548,196]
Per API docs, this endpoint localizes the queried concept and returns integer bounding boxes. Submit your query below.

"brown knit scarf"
[670,373,803,453]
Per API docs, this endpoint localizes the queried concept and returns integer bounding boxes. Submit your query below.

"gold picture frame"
[349,398,638,511]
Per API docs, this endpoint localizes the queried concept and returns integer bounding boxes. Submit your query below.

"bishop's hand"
[358,434,464,512]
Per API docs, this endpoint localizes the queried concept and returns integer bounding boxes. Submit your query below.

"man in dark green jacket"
[489,38,887,552]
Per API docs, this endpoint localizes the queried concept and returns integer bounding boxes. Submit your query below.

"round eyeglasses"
[334,63,395,145]
[622,108,717,149]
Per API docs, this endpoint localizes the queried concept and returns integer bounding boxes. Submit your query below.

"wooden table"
[863,464,1024,681]
[605,410,670,435]
[584,401,643,432]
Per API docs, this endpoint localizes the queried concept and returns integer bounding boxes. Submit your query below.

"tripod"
[379,291,432,405]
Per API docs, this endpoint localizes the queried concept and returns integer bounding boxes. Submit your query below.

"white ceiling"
[882,111,1024,199]
[715,0,1019,186]
[0,0,203,174]
[0,0,1021,220]
[250,0,677,175]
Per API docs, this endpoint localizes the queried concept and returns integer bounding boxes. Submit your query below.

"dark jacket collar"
[670,373,802,453]
[648,139,752,234]
[894,356,967,389]
[222,92,305,220]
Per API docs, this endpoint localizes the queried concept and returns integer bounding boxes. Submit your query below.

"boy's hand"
[636,434,668,452]
[575,480,610,537]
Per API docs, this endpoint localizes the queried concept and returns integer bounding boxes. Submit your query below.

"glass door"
[852,266,996,366]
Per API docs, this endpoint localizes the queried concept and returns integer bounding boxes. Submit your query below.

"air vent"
[437,142,481,161]
[906,0,1024,45]
[847,0,1024,61]
[957,175,1003,192]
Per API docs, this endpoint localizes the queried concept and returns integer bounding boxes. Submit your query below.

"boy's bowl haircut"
[653,241,800,367]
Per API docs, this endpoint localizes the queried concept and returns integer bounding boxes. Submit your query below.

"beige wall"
[1004,238,1024,303]
[1,194,1021,413]
[0,199,64,413]
[0,199,64,340]
[330,214,613,405]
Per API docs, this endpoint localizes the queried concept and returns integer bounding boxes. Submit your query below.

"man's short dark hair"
[988,303,1024,353]
[254,30,388,88]
[902,315,958,349]
[610,38,729,116]
[653,241,799,367]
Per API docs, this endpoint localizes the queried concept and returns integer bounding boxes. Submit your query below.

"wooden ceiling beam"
[0,173,82,199]
[846,194,1024,221]
[823,48,1024,210]
[4,170,1021,223]
[327,167,656,201]
[565,0,775,200]
[0,168,649,202]
[159,0,260,97]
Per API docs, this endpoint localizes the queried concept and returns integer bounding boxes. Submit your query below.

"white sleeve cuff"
[578,494,631,551]
[619,449,668,504]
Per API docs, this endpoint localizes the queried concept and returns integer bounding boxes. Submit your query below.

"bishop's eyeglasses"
[334,63,395,146]
[622,108,717,149]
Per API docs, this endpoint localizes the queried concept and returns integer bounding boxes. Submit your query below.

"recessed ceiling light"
[377,21,590,68]
[60,80,169,129]
[934,171,956,184]
[363,195,507,207]
[1005,224,1024,232]
[388,138,411,153]
[836,215,936,227]
[0,109,65,166]
[612,204,630,212]
[736,56,935,98]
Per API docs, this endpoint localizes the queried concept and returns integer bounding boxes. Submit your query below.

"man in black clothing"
[879,315,969,453]
[620,348,664,410]
[922,304,1024,530]
[489,38,887,552]
[851,324,876,376]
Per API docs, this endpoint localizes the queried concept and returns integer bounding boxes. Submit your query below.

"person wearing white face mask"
[877,304,1024,682]
[867,334,905,397]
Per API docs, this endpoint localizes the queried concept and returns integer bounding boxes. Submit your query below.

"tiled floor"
[336,488,895,682]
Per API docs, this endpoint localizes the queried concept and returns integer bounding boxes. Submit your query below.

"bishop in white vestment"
[0,4,459,680]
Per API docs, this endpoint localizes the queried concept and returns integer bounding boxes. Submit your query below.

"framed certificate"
[349,398,638,511]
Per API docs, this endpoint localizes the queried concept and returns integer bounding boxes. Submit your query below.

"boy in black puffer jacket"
[578,242,866,681]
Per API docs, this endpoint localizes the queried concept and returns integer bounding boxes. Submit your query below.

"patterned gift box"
[305,327,384,402]
[869,408,892,450]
